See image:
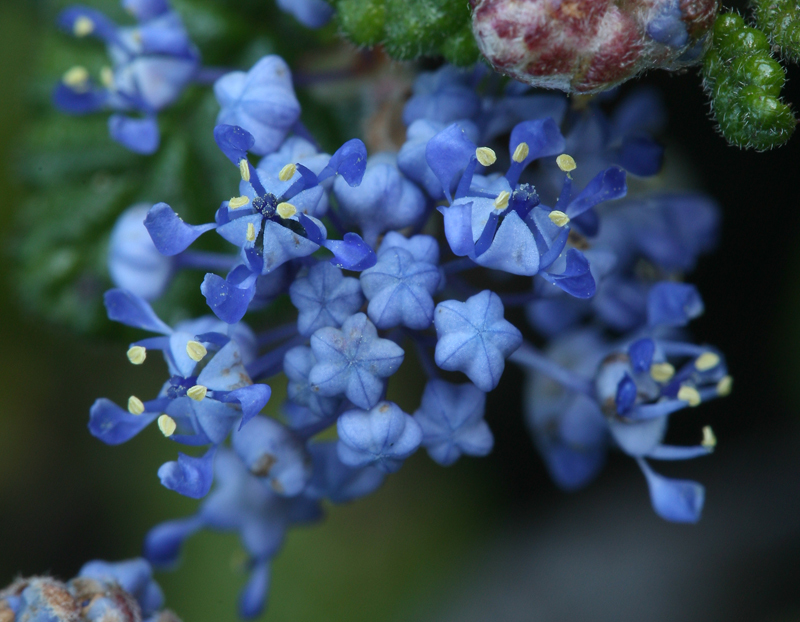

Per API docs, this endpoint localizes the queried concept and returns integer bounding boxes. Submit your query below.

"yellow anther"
[228,195,249,209]
[678,385,701,407]
[277,202,297,219]
[100,66,114,88]
[187,385,208,401]
[186,341,207,362]
[127,346,146,365]
[246,222,256,242]
[717,375,733,397]
[695,352,720,371]
[650,362,675,382]
[239,159,250,182]
[548,210,570,227]
[278,163,297,181]
[128,396,145,415]
[63,66,90,91]
[157,414,177,437]
[73,16,95,37]
[512,142,530,163]
[556,154,577,173]
[476,147,497,167]
[494,191,510,210]
[701,425,717,449]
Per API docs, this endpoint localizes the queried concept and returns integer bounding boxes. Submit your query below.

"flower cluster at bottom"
[92,55,731,618]
[0,559,177,622]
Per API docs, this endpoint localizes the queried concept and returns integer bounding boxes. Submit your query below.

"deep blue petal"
[628,338,655,372]
[216,384,272,429]
[108,114,160,155]
[144,202,216,256]
[638,458,705,523]
[200,272,257,324]
[324,233,377,271]
[213,124,255,165]
[541,249,596,299]
[566,167,627,218]
[615,373,638,415]
[143,517,203,567]
[158,446,217,499]
[52,82,107,114]
[89,398,158,445]
[647,281,704,327]
[104,288,172,333]
[318,139,367,186]
[238,560,270,620]
[425,123,476,202]
[612,136,664,177]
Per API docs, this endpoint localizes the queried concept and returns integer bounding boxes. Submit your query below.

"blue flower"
[284,346,342,419]
[305,442,386,503]
[144,448,321,619]
[144,124,372,323]
[333,154,426,246]
[289,262,364,336]
[54,1,199,153]
[360,239,441,330]
[337,402,423,473]
[214,56,301,156]
[89,290,268,465]
[427,118,623,285]
[308,313,405,410]
[413,380,493,466]
[433,290,522,392]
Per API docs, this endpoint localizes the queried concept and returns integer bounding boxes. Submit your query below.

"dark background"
[1,1,800,620]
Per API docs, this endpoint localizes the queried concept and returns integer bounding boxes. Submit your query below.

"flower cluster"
[91,54,729,617]
[0,558,177,622]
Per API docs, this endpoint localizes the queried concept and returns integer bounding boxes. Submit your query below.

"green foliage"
[702,13,796,150]
[753,0,800,64]
[333,0,479,66]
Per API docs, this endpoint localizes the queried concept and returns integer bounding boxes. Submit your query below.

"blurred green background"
[2,2,800,621]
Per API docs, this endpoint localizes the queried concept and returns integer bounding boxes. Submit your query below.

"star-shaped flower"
[308,313,405,409]
[433,290,522,391]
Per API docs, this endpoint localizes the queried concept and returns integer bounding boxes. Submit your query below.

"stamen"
[278,163,297,181]
[512,142,530,163]
[677,385,701,407]
[246,223,256,242]
[228,196,249,209]
[186,341,207,362]
[277,202,297,219]
[650,362,675,382]
[701,425,717,449]
[128,396,145,415]
[716,375,733,396]
[100,66,114,88]
[494,191,510,210]
[63,66,90,91]
[695,352,720,371]
[157,414,177,437]
[73,16,94,37]
[187,385,208,401]
[476,147,497,167]
[239,159,250,182]
[548,210,570,227]
[556,154,577,173]
[127,346,146,365]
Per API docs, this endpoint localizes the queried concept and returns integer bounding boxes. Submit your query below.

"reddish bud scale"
[472,0,718,93]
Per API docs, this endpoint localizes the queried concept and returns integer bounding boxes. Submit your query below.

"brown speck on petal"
[251,453,278,477]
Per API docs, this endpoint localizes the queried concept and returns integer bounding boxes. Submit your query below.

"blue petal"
[238,560,270,620]
[638,458,705,523]
[324,233,377,271]
[438,201,475,257]
[612,136,664,177]
[506,117,565,185]
[213,124,255,165]
[52,82,107,114]
[566,167,627,218]
[122,0,170,21]
[615,373,638,415]
[104,288,172,333]
[647,281,704,327]
[425,123,476,202]
[201,271,257,324]
[89,398,158,445]
[158,446,217,499]
[108,114,160,155]
[541,249,596,299]
[219,384,272,429]
[628,338,655,372]
[318,139,367,186]
[144,202,216,256]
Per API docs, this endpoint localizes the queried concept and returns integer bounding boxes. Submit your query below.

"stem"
[509,341,593,395]
[193,66,232,85]
[257,323,299,348]
[246,334,306,381]
[175,250,238,272]
[441,257,476,274]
